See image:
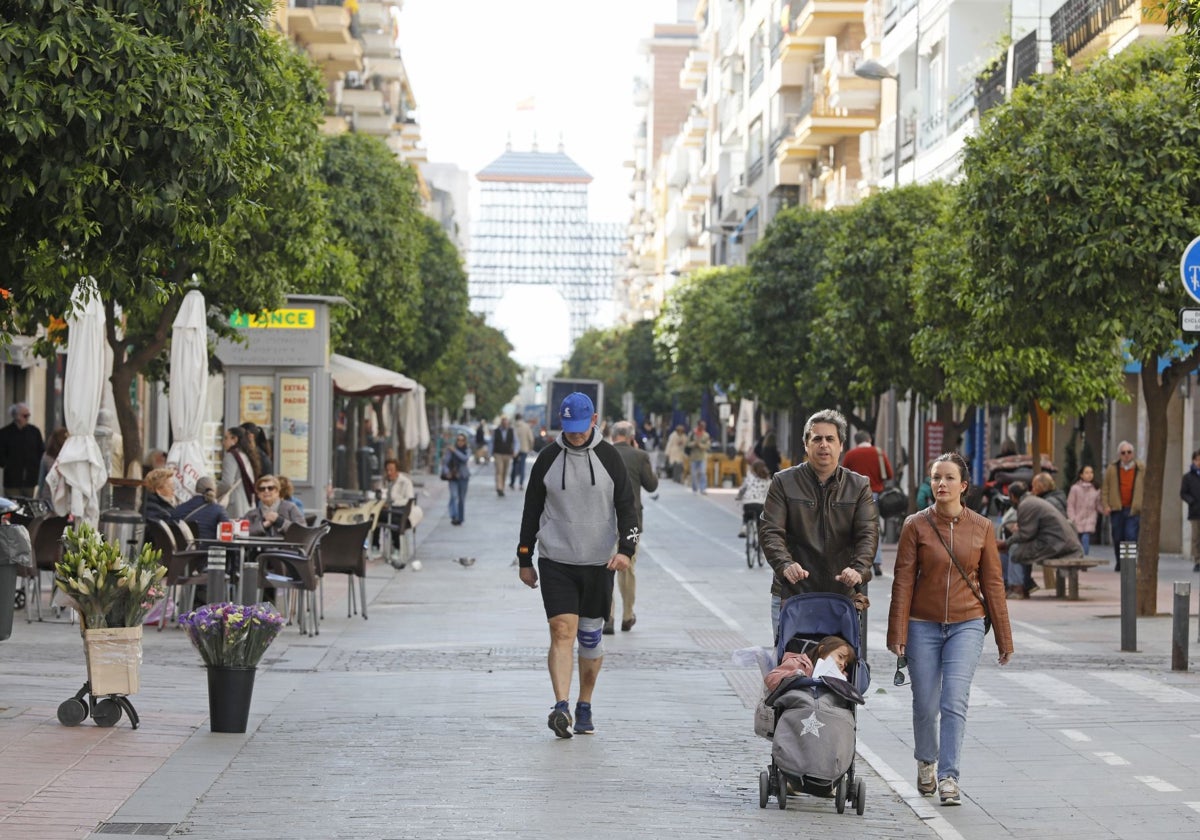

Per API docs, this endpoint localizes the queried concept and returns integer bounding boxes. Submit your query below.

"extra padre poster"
[279,376,310,481]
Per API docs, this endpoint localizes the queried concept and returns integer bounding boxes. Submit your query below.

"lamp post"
[854,59,900,188]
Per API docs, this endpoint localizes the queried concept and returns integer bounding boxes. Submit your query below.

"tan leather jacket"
[886,507,1013,656]
[760,464,878,600]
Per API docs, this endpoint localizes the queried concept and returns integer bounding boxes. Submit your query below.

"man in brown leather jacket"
[759,409,879,638]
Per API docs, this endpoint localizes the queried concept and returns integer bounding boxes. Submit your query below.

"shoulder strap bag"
[921,510,991,635]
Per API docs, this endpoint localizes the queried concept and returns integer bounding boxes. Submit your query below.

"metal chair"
[256,522,329,636]
[318,519,373,620]
[25,514,70,622]
[145,520,209,631]
[376,501,413,568]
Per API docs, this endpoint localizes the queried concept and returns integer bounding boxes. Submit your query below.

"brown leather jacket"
[760,464,878,600]
[887,507,1013,656]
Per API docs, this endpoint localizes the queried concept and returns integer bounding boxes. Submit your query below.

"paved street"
[3,460,1200,839]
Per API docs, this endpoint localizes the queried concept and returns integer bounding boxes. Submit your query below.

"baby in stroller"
[764,635,856,694]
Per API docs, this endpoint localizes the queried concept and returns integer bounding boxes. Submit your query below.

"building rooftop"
[477,148,593,184]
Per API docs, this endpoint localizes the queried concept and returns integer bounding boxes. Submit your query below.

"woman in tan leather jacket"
[887,453,1013,807]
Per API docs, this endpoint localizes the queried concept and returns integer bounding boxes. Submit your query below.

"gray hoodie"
[517,429,638,567]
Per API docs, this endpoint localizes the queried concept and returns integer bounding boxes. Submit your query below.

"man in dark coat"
[1181,449,1200,573]
[606,420,658,634]
[1000,481,1083,599]
[0,402,44,498]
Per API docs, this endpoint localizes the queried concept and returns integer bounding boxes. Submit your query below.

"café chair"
[317,519,373,620]
[256,522,329,637]
[24,513,70,622]
[376,500,413,568]
[146,520,209,631]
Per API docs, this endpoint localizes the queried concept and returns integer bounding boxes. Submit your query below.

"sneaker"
[410,560,422,572]
[573,701,594,734]
[737,527,746,538]
[917,761,937,796]
[873,563,885,577]
[938,777,961,805]
[602,619,615,636]
[547,700,572,739]
[621,615,636,632]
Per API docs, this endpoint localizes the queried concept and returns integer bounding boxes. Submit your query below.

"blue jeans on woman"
[906,618,986,783]
[448,477,469,523]
[690,459,707,493]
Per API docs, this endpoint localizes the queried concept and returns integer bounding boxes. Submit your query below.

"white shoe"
[917,761,937,796]
[938,777,960,805]
[410,560,422,572]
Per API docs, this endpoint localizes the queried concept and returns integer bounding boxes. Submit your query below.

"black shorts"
[742,503,764,523]
[538,558,613,620]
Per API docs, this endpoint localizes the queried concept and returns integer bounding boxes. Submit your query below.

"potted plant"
[54,523,165,696]
[178,601,285,733]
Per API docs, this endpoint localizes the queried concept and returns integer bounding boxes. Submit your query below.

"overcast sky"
[398,1,684,369]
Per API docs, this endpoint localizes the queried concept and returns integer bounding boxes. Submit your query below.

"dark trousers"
[1109,507,1139,564]
[509,452,527,487]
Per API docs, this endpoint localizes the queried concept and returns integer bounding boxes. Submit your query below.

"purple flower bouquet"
[178,602,285,669]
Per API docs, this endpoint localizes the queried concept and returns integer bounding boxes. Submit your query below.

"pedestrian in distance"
[443,433,471,525]
[492,415,515,497]
[686,420,712,494]
[605,420,658,635]
[0,402,45,498]
[735,460,771,539]
[664,424,688,483]
[759,409,878,640]
[1067,465,1103,556]
[1101,441,1143,571]
[474,421,489,464]
[752,429,782,475]
[216,426,258,519]
[914,458,936,511]
[516,392,638,738]
[510,413,534,491]
[840,429,895,578]
[1180,450,1200,573]
[887,452,1013,807]
[997,480,1084,599]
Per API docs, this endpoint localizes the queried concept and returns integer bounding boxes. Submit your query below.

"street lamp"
[854,59,900,188]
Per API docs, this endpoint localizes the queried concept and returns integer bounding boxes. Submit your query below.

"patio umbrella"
[166,290,209,498]
[47,280,108,526]
[734,398,756,455]
[414,385,430,449]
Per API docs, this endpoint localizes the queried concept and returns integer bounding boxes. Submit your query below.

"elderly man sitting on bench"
[998,480,1084,600]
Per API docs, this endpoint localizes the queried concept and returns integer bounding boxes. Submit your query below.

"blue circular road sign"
[1182,235,1200,305]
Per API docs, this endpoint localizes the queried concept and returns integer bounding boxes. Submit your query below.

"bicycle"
[744,519,763,568]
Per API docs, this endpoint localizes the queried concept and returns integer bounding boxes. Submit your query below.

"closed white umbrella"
[166,290,208,498]
[47,280,108,526]
[415,385,430,449]
[734,398,756,455]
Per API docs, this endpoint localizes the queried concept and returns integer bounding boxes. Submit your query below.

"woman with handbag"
[887,452,1013,807]
[442,433,472,525]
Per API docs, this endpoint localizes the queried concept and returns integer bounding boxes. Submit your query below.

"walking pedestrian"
[759,409,878,640]
[516,392,638,738]
[752,429,781,475]
[510,413,534,491]
[0,402,45,498]
[664,424,688,483]
[887,452,1013,806]
[1101,442,1143,571]
[1180,450,1200,573]
[492,416,515,497]
[687,420,712,494]
[605,420,657,635]
[443,433,471,525]
[841,429,894,577]
[1067,465,1103,556]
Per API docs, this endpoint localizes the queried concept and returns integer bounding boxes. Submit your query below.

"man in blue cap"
[516,392,639,738]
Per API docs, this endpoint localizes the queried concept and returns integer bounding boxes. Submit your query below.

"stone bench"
[1038,556,1109,600]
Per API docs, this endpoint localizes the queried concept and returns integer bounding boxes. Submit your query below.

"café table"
[193,534,291,604]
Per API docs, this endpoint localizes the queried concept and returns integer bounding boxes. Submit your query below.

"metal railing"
[1050,0,1136,58]
[975,54,1008,117]
[1012,29,1039,86]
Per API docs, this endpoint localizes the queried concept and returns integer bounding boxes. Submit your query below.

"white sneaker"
[917,761,937,796]
[938,777,960,806]
[410,560,422,572]
[737,527,746,538]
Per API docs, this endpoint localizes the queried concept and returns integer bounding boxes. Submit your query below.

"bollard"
[1119,542,1137,652]
[206,565,226,607]
[241,561,259,605]
[1173,581,1190,671]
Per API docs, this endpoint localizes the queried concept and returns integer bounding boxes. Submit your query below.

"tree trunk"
[907,393,918,512]
[788,395,808,464]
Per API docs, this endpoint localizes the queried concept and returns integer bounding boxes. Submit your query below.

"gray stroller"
[758,592,869,814]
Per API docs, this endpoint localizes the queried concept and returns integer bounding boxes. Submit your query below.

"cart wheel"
[777,770,788,810]
[57,697,88,727]
[759,770,770,808]
[92,698,122,728]
[855,777,866,815]
[14,588,25,609]
[836,776,848,814]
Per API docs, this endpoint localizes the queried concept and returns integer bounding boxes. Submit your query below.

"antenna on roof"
[558,133,565,153]
[531,131,538,152]
[505,133,512,152]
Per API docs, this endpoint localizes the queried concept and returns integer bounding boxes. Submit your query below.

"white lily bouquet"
[54,522,166,628]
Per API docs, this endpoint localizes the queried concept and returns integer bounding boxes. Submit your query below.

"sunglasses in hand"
[893,655,909,686]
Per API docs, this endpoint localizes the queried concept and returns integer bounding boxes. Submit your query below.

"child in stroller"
[757,593,868,814]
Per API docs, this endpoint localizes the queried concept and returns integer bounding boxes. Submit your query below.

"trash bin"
[99,509,145,560]
[0,497,33,642]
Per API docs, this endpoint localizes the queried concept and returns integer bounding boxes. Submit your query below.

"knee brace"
[577,617,605,660]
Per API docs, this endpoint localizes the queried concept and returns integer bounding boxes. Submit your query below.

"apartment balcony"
[340,87,385,115]
[681,178,709,209]
[776,34,824,87]
[825,52,880,111]
[680,48,710,90]
[357,1,391,31]
[289,3,355,47]
[792,0,867,43]
[672,245,709,273]
[399,118,421,144]
[365,56,404,81]
[681,112,708,149]
[360,30,394,57]
[793,85,877,150]
[353,112,394,137]
[308,41,364,76]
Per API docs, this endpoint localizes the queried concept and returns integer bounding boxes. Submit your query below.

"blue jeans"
[510,452,528,487]
[1110,508,1139,564]
[448,478,469,522]
[1079,532,1090,555]
[906,618,986,782]
[690,459,707,493]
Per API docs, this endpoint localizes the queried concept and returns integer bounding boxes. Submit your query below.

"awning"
[330,353,417,397]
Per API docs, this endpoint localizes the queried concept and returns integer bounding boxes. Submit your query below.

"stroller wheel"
[776,769,788,810]
[57,697,88,727]
[759,771,769,808]
[92,698,123,728]
[836,776,848,814]
[855,777,866,815]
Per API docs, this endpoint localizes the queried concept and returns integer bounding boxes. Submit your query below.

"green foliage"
[624,319,674,415]
[562,326,629,419]
[406,215,470,382]
[1161,0,1200,100]
[460,313,521,420]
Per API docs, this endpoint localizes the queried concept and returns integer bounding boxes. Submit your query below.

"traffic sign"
[1182,235,1200,304]
[1181,309,1200,333]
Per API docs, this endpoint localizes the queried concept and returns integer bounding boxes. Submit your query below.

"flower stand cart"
[58,621,143,729]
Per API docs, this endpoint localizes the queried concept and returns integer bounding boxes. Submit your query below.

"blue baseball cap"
[559,392,595,433]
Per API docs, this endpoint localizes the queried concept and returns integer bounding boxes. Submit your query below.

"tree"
[955,39,1200,614]
[1163,0,1200,100]
[460,313,521,421]
[406,215,470,383]
[561,326,629,419]
[624,319,674,416]
[0,0,331,471]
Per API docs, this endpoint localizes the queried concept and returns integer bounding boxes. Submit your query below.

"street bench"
[1038,556,1108,600]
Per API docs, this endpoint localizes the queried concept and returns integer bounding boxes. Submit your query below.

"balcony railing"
[947,81,976,133]
[1050,0,1136,58]
[975,54,1007,117]
[746,155,765,186]
[769,115,799,160]
[883,0,898,33]
[1012,29,1039,85]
